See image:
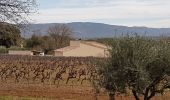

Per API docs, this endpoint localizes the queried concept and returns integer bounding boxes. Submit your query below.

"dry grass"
[0,96,60,100]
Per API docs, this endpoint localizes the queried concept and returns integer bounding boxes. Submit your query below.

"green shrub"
[8,46,27,51]
[0,46,7,54]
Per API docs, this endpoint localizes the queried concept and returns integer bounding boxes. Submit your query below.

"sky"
[30,0,170,28]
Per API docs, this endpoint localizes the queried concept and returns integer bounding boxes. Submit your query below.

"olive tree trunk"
[109,92,115,100]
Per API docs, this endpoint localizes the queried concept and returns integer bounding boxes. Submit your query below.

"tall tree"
[25,34,42,49]
[25,35,56,54]
[48,24,73,48]
[0,0,37,24]
[0,22,21,48]
[41,35,56,54]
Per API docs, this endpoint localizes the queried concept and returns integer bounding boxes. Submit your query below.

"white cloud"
[144,19,170,28]
[31,0,170,28]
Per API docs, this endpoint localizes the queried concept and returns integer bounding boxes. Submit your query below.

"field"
[0,55,170,100]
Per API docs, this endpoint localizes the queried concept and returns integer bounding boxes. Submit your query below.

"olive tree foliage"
[0,0,37,24]
[96,36,170,100]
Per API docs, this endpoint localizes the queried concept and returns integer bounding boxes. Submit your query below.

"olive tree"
[96,36,170,100]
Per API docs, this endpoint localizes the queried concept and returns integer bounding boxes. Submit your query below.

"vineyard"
[0,55,108,100]
[0,55,99,85]
[0,55,170,100]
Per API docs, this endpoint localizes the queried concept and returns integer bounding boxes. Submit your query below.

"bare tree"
[48,24,73,48]
[0,0,37,24]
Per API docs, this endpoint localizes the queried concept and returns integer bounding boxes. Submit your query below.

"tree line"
[0,0,37,53]
[0,23,74,54]
[25,24,74,54]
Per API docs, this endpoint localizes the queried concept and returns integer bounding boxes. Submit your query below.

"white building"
[8,50,33,55]
[8,50,44,56]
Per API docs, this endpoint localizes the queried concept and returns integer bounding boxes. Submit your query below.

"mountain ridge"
[21,22,170,39]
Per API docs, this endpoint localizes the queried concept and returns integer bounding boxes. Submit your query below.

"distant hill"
[21,22,170,39]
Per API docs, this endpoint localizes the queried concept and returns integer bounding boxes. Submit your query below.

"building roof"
[54,46,78,52]
[54,41,108,52]
[32,50,44,53]
[81,41,107,49]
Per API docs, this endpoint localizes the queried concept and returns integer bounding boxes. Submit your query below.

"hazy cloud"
[32,0,170,28]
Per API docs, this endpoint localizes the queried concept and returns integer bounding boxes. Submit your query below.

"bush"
[0,46,7,54]
[8,46,26,51]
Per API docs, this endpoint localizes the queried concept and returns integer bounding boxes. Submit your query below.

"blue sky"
[30,0,170,28]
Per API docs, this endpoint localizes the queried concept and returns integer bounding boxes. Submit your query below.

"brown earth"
[0,82,170,100]
[0,55,170,100]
